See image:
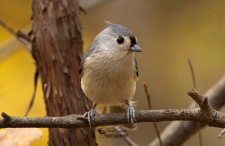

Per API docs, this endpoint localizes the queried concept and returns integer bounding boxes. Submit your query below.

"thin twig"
[187,58,203,146]
[0,19,32,51]
[114,126,138,146]
[218,129,225,138]
[143,83,152,109]
[24,69,39,116]
[149,74,225,146]
[144,83,163,146]
[79,5,87,14]
[188,58,196,89]
[0,19,16,35]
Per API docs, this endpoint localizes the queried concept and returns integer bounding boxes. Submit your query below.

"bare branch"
[149,74,225,146]
[16,30,31,42]
[187,89,216,119]
[0,109,222,128]
[1,89,225,129]
[0,19,32,51]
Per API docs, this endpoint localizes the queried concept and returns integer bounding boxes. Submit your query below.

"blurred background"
[0,0,225,145]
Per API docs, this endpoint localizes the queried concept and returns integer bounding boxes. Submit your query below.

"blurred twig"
[218,128,225,138]
[144,83,163,146]
[188,58,196,89]
[188,58,203,146]
[114,126,138,146]
[149,74,225,145]
[79,5,87,14]
[24,69,38,116]
[0,19,17,37]
[0,19,37,116]
[0,19,31,51]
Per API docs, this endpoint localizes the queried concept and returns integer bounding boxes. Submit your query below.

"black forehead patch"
[106,21,134,37]
[130,36,137,47]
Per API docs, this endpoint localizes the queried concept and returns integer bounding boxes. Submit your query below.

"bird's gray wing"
[134,57,139,77]
[80,47,93,77]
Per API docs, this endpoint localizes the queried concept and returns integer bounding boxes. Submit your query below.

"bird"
[80,21,142,127]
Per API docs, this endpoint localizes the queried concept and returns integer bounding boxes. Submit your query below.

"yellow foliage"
[0,48,48,146]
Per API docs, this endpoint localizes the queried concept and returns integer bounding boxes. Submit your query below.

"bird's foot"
[127,104,136,123]
[83,109,95,127]
[83,103,97,127]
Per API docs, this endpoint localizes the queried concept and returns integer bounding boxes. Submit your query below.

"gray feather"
[80,38,100,77]
[106,21,134,37]
[80,21,136,77]
[80,45,93,76]
[81,22,141,129]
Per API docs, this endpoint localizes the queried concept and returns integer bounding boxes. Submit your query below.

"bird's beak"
[129,45,142,52]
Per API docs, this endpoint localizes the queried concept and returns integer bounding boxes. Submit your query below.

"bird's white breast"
[81,51,137,105]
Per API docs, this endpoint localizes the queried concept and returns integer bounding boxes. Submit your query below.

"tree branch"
[1,89,225,129]
[0,19,31,51]
[149,74,225,146]
[0,109,222,128]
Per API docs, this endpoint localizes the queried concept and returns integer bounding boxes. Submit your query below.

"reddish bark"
[31,0,96,145]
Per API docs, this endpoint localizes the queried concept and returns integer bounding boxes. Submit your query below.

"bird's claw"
[127,105,136,123]
[84,109,95,127]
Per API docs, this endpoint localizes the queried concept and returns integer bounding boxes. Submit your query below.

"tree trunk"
[31,0,96,145]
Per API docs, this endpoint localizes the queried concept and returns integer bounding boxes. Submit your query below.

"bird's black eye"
[116,36,124,44]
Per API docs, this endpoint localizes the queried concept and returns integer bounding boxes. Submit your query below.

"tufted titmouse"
[80,21,142,127]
